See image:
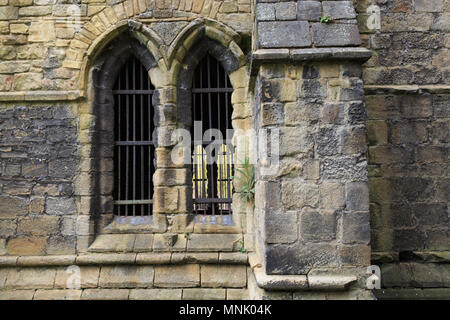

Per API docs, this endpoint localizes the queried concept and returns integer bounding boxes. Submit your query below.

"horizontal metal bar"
[112,90,154,94]
[194,198,232,204]
[192,141,233,146]
[114,141,154,146]
[114,199,153,205]
[192,88,233,93]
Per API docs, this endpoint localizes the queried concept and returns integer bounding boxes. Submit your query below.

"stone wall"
[0,103,79,256]
[0,0,448,300]
[253,61,371,275]
[357,0,450,297]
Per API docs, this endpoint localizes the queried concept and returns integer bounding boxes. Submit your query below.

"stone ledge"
[249,254,359,291]
[87,233,242,253]
[251,47,371,71]
[17,255,76,267]
[0,252,249,267]
[308,275,357,291]
[249,254,308,291]
[0,90,85,102]
[364,85,450,95]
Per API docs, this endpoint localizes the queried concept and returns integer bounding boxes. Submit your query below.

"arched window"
[191,54,234,219]
[113,56,155,216]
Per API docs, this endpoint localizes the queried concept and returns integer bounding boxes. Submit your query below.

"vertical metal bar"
[193,93,198,215]
[132,57,136,216]
[118,95,122,216]
[225,88,231,215]
[207,56,216,216]
[125,59,129,217]
[140,62,144,216]
[199,58,207,213]
[148,91,152,216]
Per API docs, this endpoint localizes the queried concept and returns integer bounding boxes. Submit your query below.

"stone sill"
[250,47,372,74]
[88,233,244,253]
[249,254,357,291]
[0,90,85,102]
[0,252,248,267]
[101,218,240,235]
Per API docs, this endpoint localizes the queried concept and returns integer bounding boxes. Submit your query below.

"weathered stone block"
[300,208,336,241]
[414,0,443,13]
[6,267,57,289]
[154,264,200,288]
[303,159,320,180]
[99,266,154,288]
[7,237,47,255]
[0,196,28,217]
[285,100,320,124]
[0,6,19,21]
[183,288,226,300]
[81,289,130,300]
[312,23,361,47]
[346,182,369,211]
[340,126,367,155]
[17,216,60,236]
[339,244,370,266]
[28,21,55,42]
[341,211,370,244]
[281,181,319,210]
[266,242,338,275]
[46,197,77,215]
[153,233,186,251]
[201,265,247,288]
[0,290,35,300]
[130,289,182,300]
[275,2,297,20]
[46,235,77,255]
[226,288,249,300]
[134,234,154,252]
[265,211,298,244]
[322,1,357,20]
[258,21,311,48]
[297,1,321,21]
[280,126,314,156]
[254,181,281,211]
[316,127,339,156]
[89,234,136,253]
[34,289,82,300]
[0,219,16,238]
[55,266,100,289]
[256,3,275,21]
[187,234,240,252]
[320,181,345,209]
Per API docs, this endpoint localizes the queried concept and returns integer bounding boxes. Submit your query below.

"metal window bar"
[113,55,155,216]
[191,54,234,218]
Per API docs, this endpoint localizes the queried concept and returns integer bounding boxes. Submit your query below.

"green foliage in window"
[234,157,255,203]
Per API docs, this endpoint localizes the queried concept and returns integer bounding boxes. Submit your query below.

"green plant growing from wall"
[234,157,255,203]
[237,239,246,253]
[319,16,330,23]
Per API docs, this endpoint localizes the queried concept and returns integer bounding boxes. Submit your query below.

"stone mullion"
[152,67,191,232]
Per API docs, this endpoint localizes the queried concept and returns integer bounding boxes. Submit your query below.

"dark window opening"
[191,54,234,217]
[113,56,155,216]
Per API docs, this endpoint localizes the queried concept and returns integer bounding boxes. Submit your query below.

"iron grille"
[113,56,154,216]
[192,54,234,217]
